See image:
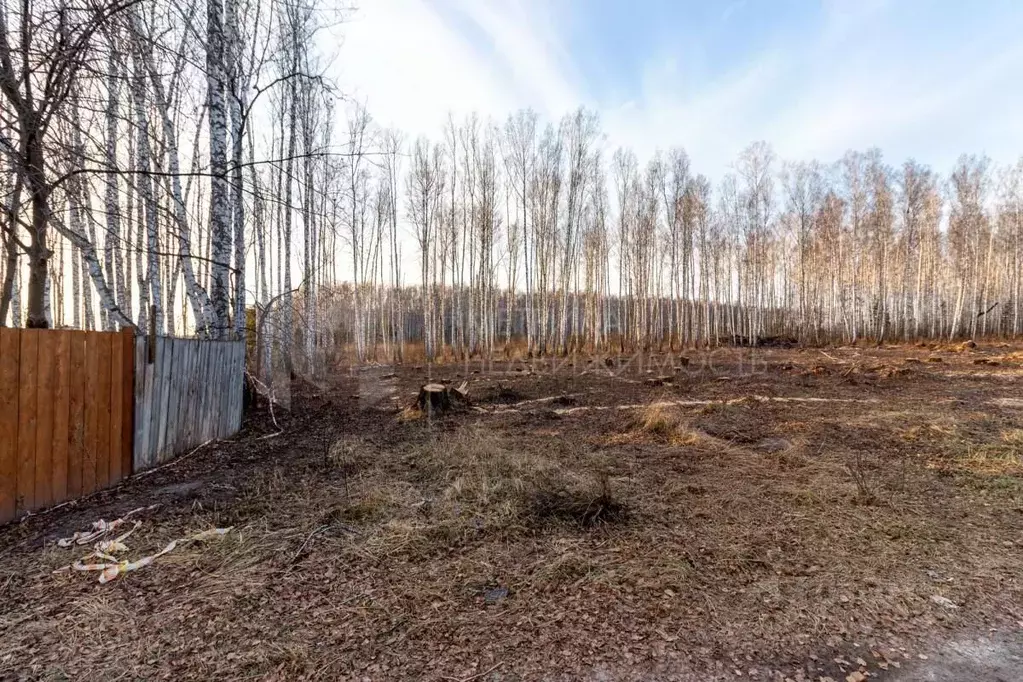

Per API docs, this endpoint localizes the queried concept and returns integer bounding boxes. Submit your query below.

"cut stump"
[417,381,469,414]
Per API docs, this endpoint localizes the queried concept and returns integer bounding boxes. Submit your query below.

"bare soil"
[2,343,1023,681]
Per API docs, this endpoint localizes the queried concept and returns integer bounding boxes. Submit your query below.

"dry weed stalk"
[847,450,879,505]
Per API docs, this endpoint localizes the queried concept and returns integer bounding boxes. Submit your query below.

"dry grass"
[955,429,1023,476]
[405,424,628,535]
[638,401,680,436]
[621,401,718,448]
[316,424,633,564]
[897,413,1023,476]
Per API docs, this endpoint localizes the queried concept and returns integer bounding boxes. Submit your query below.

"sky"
[330,0,1023,180]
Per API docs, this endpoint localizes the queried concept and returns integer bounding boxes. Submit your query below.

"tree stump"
[417,381,470,415]
[450,381,469,404]
[418,384,452,413]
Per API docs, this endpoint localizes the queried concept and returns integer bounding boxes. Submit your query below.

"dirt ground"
[2,342,1023,681]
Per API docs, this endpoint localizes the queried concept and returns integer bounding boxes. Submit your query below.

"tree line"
[2,0,1021,369]
[316,114,1023,363]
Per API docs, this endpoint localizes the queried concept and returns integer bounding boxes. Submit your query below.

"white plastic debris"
[57,518,233,584]
[56,506,158,547]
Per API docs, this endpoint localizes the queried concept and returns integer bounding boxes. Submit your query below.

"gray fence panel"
[133,337,246,472]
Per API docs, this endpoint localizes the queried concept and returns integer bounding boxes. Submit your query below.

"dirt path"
[890,633,1023,682]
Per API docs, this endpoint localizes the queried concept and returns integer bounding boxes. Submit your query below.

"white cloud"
[332,0,580,137]
[330,0,516,135]
[333,0,1023,181]
[446,0,582,117]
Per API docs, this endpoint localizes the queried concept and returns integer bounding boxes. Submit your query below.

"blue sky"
[335,0,1023,179]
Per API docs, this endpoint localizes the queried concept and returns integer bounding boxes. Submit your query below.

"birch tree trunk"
[207,0,231,339]
[226,0,247,340]
[131,51,163,334]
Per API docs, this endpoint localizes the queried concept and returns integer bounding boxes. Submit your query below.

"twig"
[441,661,504,682]
[133,440,214,480]
[288,525,329,567]
[977,301,999,318]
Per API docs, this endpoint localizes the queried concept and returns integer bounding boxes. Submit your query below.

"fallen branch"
[246,371,285,438]
[493,393,584,410]
[441,661,504,682]
[817,350,848,363]
[977,301,999,318]
[133,440,214,480]
[991,398,1023,408]
[535,395,880,416]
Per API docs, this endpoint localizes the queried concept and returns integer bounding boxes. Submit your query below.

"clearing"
[2,343,1023,681]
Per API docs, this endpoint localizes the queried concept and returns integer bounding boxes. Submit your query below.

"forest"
[1,0,1021,369]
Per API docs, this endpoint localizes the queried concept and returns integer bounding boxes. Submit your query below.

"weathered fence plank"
[157,339,171,460]
[109,332,124,485]
[120,330,134,478]
[176,340,195,450]
[133,336,149,471]
[233,342,244,430]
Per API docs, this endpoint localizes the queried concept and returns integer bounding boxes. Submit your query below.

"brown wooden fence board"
[82,333,100,495]
[34,331,56,508]
[67,332,86,499]
[0,329,133,523]
[16,330,39,514]
[0,329,20,524]
[95,334,113,490]
[51,331,71,505]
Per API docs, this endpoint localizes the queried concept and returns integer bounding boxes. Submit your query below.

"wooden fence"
[133,336,246,472]
[0,329,134,524]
